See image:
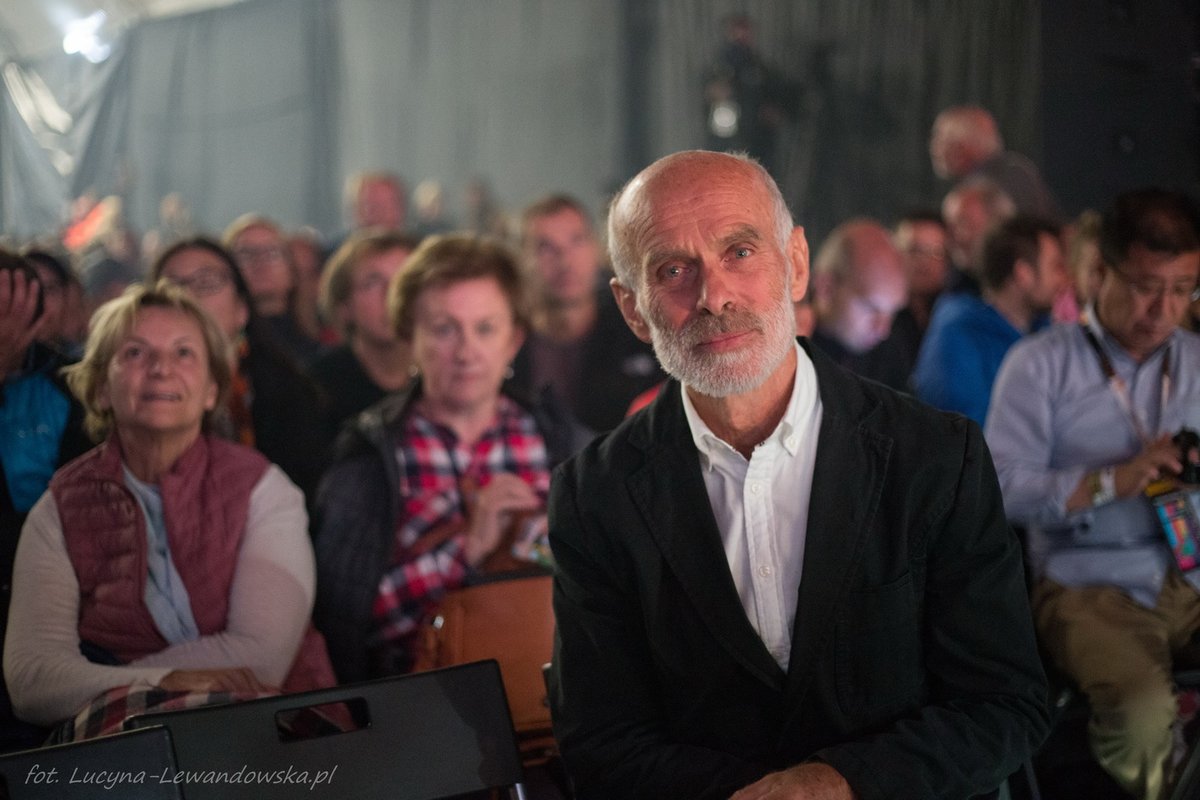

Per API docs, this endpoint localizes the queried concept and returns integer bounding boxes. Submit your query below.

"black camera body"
[1174,428,1200,484]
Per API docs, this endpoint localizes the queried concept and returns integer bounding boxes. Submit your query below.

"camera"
[1173,428,1200,484]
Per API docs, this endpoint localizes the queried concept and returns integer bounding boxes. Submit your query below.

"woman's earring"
[504,365,514,380]
[408,364,420,378]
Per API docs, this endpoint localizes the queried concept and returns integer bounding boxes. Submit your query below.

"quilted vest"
[50,434,334,691]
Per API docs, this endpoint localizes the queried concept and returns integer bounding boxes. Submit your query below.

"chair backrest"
[126,660,526,800]
[0,726,182,800]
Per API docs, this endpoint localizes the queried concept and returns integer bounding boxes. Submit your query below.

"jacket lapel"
[628,382,786,690]
[784,344,892,700]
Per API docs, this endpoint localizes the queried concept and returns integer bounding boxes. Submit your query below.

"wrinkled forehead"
[617,155,769,246]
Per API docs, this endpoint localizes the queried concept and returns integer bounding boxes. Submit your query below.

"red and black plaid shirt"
[370,396,550,647]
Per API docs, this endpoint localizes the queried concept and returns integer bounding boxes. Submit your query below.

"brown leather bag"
[409,495,557,764]
[413,572,556,764]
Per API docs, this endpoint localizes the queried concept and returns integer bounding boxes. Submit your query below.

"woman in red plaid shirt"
[313,235,592,682]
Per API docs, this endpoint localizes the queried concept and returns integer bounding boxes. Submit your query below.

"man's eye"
[734,247,752,258]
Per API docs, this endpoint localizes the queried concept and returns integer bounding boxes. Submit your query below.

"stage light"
[62,11,111,63]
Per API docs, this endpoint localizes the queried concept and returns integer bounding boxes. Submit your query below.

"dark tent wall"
[2,0,1193,246]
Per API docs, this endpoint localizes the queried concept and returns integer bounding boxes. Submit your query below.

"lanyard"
[1079,315,1170,445]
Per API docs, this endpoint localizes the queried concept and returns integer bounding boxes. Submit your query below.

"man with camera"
[986,187,1200,800]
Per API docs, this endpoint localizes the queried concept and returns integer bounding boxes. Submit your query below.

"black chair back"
[126,660,526,800]
[0,726,181,799]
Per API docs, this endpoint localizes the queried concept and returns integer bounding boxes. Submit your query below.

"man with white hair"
[547,150,1048,800]
[930,105,1060,220]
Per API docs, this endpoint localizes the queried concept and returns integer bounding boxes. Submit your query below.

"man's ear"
[610,278,652,344]
[810,270,834,308]
[1012,259,1035,291]
[788,226,810,303]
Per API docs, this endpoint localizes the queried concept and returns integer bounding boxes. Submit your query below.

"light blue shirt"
[984,319,1200,607]
[123,466,201,644]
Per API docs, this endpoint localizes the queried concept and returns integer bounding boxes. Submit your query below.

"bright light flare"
[62,11,112,63]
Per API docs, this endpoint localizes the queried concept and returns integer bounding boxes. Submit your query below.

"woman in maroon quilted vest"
[3,281,333,729]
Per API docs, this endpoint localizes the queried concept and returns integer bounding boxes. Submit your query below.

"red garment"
[371,397,550,650]
[50,434,333,691]
[228,338,256,447]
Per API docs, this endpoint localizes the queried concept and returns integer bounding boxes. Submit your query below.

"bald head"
[813,219,908,354]
[607,150,793,293]
[930,106,1004,180]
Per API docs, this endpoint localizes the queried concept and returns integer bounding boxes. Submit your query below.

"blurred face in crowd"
[819,245,908,355]
[1096,244,1200,362]
[159,246,249,342]
[943,190,991,272]
[524,208,602,309]
[346,246,411,347]
[60,279,88,345]
[1023,233,1069,313]
[894,220,948,298]
[99,306,217,444]
[356,178,406,232]
[230,224,293,316]
[610,153,806,398]
[410,277,525,417]
[1072,236,1103,307]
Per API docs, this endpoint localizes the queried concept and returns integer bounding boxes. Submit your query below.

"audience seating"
[0,726,181,799]
[125,660,528,800]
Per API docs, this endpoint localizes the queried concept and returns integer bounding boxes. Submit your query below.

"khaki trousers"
[1033,572,1200,800]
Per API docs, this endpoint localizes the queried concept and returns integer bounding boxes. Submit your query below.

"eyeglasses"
[233,245,286,264]
[1108,265,1200,303]
[169,270,232,297]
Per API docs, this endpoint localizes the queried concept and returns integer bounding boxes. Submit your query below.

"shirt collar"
[681,341,815,469]
[1083,303,1178,366]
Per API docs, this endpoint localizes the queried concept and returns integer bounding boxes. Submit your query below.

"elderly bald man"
[547,149,1049,800]
[809,219,912,391]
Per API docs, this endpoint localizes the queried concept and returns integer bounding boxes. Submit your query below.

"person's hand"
[462,473,542,566]
[0,269,43,375]
[157,668,276,695]
[729,763,857,800]
[1115,434,1184,496]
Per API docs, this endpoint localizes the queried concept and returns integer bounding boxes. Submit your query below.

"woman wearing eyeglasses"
[151,238,330,507]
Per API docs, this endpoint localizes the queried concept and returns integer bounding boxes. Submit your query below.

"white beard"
[643,284,796,398]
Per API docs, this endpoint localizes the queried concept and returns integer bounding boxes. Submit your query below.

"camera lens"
[1176,428,1200,484]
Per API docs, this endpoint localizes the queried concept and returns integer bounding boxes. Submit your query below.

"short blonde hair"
[65,280,233,441]
[221,213,282,249]
[387,234,529,341]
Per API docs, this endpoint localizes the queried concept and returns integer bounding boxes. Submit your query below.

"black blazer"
[548,340,1049,800]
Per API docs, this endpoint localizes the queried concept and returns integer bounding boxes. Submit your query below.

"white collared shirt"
[681,341,823,671]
